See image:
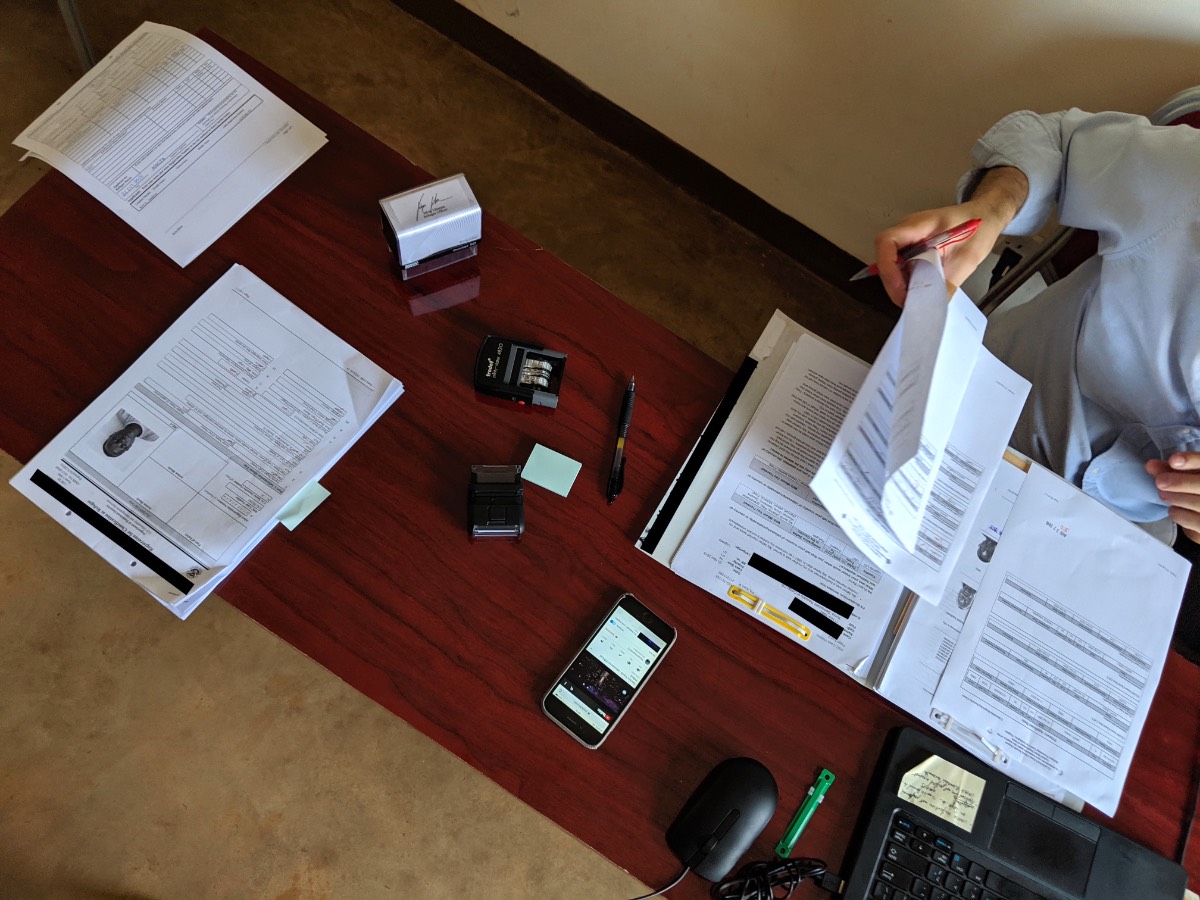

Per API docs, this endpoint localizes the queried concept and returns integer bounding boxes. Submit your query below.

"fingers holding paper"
[874,166,1029,307]
[873,204,1001,306]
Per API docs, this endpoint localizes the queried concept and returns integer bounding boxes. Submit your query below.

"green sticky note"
[523,444,582,497]
[278,481,331,530]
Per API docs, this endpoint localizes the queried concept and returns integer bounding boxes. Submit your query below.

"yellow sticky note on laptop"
[898,756,987,832]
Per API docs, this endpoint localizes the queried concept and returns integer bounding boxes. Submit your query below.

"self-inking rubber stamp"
[468,464,524,541]
[380,174,481,280]
[473,335,566,408]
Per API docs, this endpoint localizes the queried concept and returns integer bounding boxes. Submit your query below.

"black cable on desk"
[710,856,829,899]
[628,865,690,899]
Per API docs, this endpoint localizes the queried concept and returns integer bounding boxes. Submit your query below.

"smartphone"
[542,592,676,749]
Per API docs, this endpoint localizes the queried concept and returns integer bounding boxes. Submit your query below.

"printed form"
[810,252,1029,601]
[876,459,1026,716]
[10,265,403,618]
[670,334,906,672]
[14,22,326,266]
[930,464,1189,815]
[872,460,1080,804]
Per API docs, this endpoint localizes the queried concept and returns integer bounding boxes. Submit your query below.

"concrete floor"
[0,2,894,897]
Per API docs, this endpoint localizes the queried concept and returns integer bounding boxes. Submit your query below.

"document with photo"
[14,22,326,266]
[929,464,1189,815]
[10,264,403,618]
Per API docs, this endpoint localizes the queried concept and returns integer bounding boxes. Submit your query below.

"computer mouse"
[665,757,779,881]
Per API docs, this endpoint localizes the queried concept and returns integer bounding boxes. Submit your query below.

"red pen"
[849,218,982,281]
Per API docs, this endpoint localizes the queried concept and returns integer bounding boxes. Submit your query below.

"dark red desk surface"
[2,31,1197,895]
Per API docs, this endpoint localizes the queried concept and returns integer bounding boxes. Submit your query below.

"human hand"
[874,165,1028,306]
[1146,452,1200,543]
[873,203,1003,305]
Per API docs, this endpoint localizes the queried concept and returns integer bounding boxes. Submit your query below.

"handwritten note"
[898,756,986,832]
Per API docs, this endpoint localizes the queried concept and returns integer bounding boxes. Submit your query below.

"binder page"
[14,22,326,266]
[9,264,403,619]
[670,335,905,673]
[877,459,1025,716]
[930,464,1189,815]
[872,460,1076,803]
[638,310,814,565]
[810,257,1029,601]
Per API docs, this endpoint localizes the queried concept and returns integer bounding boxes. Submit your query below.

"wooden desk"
[1,31,1196,896]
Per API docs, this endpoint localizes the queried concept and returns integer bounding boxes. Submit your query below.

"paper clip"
[727,585,759,609]
[978,733,1009,764]
[932,711,1009,765]
[761,605,812,640]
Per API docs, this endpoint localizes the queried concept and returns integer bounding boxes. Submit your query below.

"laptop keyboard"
[869,812,1048,900]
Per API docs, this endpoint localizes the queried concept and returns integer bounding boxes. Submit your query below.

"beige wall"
[459,0,1200,261]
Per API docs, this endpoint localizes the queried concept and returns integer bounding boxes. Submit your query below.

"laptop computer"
[838,727,1188,900]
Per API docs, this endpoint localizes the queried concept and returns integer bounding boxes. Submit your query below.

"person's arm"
[1147,453,1200,543]
[874,166,1028,306]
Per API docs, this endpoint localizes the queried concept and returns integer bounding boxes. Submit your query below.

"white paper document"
[14,22,326,266]
[10,264,403,619]
[879,253,983,551]
[670,335,906,672]
[876,459,1026,717]
[648,305,1189,812]
[811,253,1030,601]
[930,464,1190,815]
[872,459,1082,805]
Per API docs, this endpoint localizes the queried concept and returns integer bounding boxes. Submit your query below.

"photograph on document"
[100,407,160,459]
[64,397,250,562]
[78,402,169,470]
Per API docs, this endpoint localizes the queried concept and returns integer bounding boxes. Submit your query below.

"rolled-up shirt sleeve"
[956,108,1200,251]
[956,109,1074,235]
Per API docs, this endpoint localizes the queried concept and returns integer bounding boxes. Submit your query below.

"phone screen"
[548,603,670,738]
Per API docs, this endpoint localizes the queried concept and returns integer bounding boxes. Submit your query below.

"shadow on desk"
[1171,536,1200,666]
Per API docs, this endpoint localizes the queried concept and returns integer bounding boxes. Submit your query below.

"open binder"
[639,292,1189,817]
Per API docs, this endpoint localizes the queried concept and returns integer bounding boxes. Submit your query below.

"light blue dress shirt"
[961,109,1200,524]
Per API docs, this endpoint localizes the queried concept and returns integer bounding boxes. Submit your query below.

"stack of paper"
[667,253,1030,672]
[642,253,1190,815]
[10,265,403,619]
